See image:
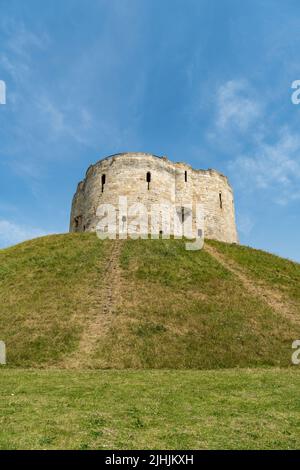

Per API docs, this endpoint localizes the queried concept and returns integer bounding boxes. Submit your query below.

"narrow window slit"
[101,174,106,192]
[146,171,151,190]
[181,206,185,223]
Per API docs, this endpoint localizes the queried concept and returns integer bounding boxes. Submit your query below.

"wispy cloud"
[34,96,97,146]
[0,11,145,179]
[216,79,262,132]
[0,219,48,248]
[207,79,300,206]
[0,18,48,84]
[230,126,300,204]
[206,79,264,153]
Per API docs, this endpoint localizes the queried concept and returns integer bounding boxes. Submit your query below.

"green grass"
[0,234,110,366]
[208,239,300,304]
[1,235,300,449]
[0,368,299,449]
[0,234,299,368]
[94,238,299,368]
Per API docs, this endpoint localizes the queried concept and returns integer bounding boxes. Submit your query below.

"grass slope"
[0,234,110,366]
[0,234,299,368]
[0,368,300,450]
[208,239,300,306]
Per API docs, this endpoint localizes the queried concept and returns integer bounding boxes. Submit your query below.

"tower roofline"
[88,152,229,183]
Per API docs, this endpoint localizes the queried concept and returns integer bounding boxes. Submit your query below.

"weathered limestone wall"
[70,152,238,243]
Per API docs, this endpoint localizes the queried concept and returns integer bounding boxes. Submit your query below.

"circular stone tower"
[70,152,238,243]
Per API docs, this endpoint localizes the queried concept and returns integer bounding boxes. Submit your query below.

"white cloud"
[0,220,48,248]
[230,127,300,204]
[207,80,300,206]
[216,79,262,132]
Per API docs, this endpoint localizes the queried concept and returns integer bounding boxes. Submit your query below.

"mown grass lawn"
[0,368,299,450]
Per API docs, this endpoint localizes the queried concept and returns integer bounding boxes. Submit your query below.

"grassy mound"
[0,234,299,368]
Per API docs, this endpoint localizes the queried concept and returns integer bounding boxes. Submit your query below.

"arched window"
[101,174,106,193]
[146,171,151,190]
[184,171,187,182]
[219,192,223,209]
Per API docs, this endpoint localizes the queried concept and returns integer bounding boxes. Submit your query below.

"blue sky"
[0,0,300,261]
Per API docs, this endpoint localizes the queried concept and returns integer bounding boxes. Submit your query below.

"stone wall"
[70,152,238,243]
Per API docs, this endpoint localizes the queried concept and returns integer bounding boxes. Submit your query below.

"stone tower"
[70,152,238,243]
